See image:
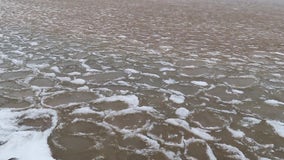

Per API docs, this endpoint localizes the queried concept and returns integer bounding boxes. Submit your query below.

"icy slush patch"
[0,108,57,160]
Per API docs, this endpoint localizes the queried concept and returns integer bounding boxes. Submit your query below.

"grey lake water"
[0,0,284,159]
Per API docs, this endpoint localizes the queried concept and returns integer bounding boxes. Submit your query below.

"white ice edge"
[94,95,139,108]
[165,118,215,141]
[0,108,58,160]
[169,95,185,104]
[266,120,284,138]
[215,143,248,160]
[226,127,245,138]
[264,99,284,107]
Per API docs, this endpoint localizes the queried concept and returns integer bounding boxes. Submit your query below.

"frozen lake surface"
[0,0,284,159]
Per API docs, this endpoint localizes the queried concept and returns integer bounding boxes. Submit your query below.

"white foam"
[226,127,245,138]
[0,108,57,160]
[191,81,208,87]
[70,79,86,85]
[264,99,284,106]
[169,95,185,104]
[266,120,284,138]
[175,107,191,119]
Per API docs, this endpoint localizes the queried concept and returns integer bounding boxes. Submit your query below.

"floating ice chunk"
[141,72,160,78]
[226,99,243,105]
[29,42,38,46]
[70,79,86,85]
[169,95,185,104]
[77,85,89,91]
[118,35,127,39]
[226,127,245,138]
[0,108,57,160]
[190,128,215,141]
[11,59,23,65]
[191,81,208,87]
[266,120,284,138]
[44,73,56,77]
[105,106,158,118]
[163,78,178,84]
[175,107,191,119]
[215,143,248,160]
[57,76,71,82]
[232,89,244,94]
[156,61,174,66]
[165,118,190,130]
[71,106,96,114]
[68,72,81,76]
[272,73,281,78]
[27,63,50,69]
[124,68,140,74]
[159,45,173,51]
[50,66,60,73]
[264,99,284,106]
[95,95,139,108]
[160,67,176,72]
[240,117,261,127]
[273,52,284,56]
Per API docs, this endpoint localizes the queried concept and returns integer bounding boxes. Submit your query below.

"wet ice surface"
[1,0,284,159]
